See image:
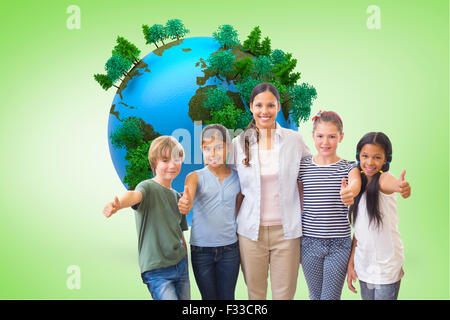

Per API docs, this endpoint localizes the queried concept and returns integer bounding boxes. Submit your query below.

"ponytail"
[241,118,259,167]
[349,170,383,229]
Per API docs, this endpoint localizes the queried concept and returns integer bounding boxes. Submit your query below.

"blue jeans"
[301,236,352,300]
[141,256,190,300]
[191,241,240,300]
[359,280,401,300]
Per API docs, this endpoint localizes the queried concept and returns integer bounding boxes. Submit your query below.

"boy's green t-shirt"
[134,179,188,273]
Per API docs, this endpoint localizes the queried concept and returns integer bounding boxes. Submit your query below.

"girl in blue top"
[178,124,241,300]
[297,110,361,300]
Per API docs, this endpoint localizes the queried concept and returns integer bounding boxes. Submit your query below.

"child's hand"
[398,170,411,199]
[178,186,192,215]
[340,178,354,206]
[347,264,358,294]
[103,196,120,218]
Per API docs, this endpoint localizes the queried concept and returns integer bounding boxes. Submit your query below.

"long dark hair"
[240,82,280,167]
[349,132,393,228]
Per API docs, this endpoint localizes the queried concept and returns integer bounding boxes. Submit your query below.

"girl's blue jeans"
[191,241,240,300]
[301,236,352,300]
[359,280,401,300]
[141,256,190,300]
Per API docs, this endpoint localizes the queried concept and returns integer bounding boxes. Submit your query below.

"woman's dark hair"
[349,132,393,229]
[240,82,280,167]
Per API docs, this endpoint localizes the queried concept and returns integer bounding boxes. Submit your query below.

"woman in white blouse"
[230,83,311,299]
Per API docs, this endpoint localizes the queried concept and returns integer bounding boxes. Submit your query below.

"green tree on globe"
[93,19,317,214]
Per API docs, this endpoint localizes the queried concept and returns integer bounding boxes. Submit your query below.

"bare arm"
[379,170,411,198]
[298,181,304,212]
[235,192,244,217]
[103,190,143,218]
[348,167,362,198]
[348,236,357,269]
[340,168,362,206]
[347,235,358,293]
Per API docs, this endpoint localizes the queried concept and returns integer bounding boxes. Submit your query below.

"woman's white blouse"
[229,122,311,241]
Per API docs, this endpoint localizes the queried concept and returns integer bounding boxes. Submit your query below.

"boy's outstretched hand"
[398,170,411,199]
[178,186,191,215]
[103,196,120,218]
[340,178,354,206]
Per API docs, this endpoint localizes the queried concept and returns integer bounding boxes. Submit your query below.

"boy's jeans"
[141,256,190,300]
[191,241,240,300]
[359,280,401,300]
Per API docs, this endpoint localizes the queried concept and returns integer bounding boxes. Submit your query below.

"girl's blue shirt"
[190,166,241,247]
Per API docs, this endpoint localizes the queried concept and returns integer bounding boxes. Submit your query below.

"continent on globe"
[94,21,317,224]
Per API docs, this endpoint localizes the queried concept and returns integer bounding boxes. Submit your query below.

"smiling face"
[154,151,182,181]
[312,121,344,157]
[202,135,227,167]
[359,143,386,180]
[249,90,280,130]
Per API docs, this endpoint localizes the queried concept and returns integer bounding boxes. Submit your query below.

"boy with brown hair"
[103,136,190,300]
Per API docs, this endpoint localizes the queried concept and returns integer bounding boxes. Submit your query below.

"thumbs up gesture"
[398,170,411,199]
[103,196,120,218]
[178,186,192,215]
[340,178,354,206]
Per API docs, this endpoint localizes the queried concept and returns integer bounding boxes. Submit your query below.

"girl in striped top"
[297,110,361,300]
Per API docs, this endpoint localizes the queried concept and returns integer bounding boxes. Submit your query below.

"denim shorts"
[141,256,190,300]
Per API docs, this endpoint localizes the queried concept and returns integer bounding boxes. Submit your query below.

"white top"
[229,122,311,241]
[354,189,404,284]
[258,148,282,226]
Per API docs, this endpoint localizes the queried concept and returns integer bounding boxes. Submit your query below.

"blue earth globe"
[107,36,297,224]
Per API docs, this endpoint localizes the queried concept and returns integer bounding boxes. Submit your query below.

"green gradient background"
[0,0,448,299]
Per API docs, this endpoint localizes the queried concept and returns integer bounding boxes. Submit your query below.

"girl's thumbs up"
[340,178,353,206]
[183,186,190,200]
[178,186,191,215]
[341,177,347,189]
[398,170,410,199]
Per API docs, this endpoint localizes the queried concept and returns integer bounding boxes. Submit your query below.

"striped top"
[298,156,356,238]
